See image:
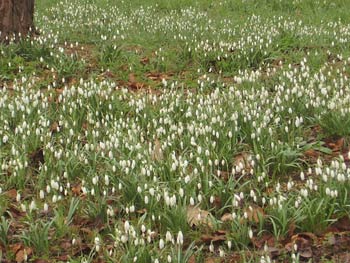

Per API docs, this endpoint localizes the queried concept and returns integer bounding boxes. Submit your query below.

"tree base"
[0,0,35,43]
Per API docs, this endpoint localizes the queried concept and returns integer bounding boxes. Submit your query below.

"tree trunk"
[0,0,35,43]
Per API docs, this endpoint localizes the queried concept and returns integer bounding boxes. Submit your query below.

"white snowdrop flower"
[209,243,214,252]
[248,228,253,239]
[227,240,232,249]
[104,175,109,186]
[52,195,57,203]
[94,237,100,252]
[167,255,172,263]
[244,211,248,219]
[2,135,8,143]
[124,221,130,232]
[293,243,298,251]
[92,176,98,185]
[177,231,184,245]
[43,203,49,212]
[232,212,237,220]
[121,235,128,243]
[219,248,225,257]
[29,200,36,212]
[210,195,215,204]
[21,204,26,212]
[179,188,184,197]
[295,200,299,208]
[144,195,149,204]
[16,193,21,202]
[198,194,202,203]
[326,188,331,196]
[300,172,305,181]
[165,231,172,242]
[129,205,135,213]
[190,197,195,206]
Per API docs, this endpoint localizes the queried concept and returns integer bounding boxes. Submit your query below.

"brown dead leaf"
[146,72,171,81]
[285,232,317,258]
[128,73,136,83]
[204,257,221,263]
[129,82,145,90]
[221,213,233,222]
[233,152,252,171]
[56,255,69,261]
[4,189,17,200]
[128,73,146,90]
[201,233,226,244]
[299,247,313,258]
[16,247,32,263]
[50,121,59,133]
[140,57,150,65]
[188,255,196,263]
[287,221,296,238]
[8,205,26,219]
[136,208,147,215]
[252,233,275,249]
[243,205,265,223]
[60,240,72,250]
[330,216,350,232]
[151,139,163,161]
[334,252,350,263]
[10,243,22,254]
[326,137,345,152]
[304,149,320,158]
[187,206,212,228]
[33,259,49,263]
[29,148,44,170]
[72,184,82,196]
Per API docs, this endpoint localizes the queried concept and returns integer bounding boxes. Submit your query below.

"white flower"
[177,231,183,245]
[2,135,8,143]
[248,228,253,239]
[159,238,165,249]
[124,221,130,232]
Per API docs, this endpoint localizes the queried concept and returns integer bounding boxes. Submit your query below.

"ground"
[1,0,350,262]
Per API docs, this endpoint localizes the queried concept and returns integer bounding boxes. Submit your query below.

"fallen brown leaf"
[4,189,17,200]
[187,206,212,228]
[151,139,163,161]
[304,149,320,158]
[33,259,49,263]
[243,205,265,223]
[330,216,350,232]
[16,247,32,263]
[326,137,345,152]
[252,233,275,249]
[140,57,150,65]
[201,231,226,244]
[146,72,171,81]
[221,213,233,222]
[50,121,59,133]
[72,184,82,196]
[233,152,252,169]
[10,243,22,254]
[188,255,196,263]
[204,257,221,263]
[29,148,44,170]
